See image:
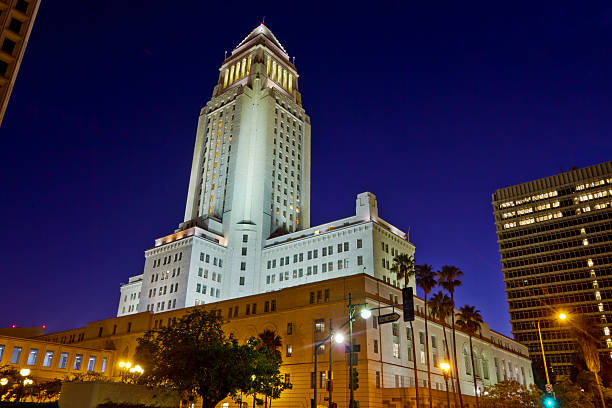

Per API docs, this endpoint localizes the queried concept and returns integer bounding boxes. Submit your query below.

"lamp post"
[347,293,371,408]
[313,328,345,408]
[118,361,132,382]
[440,362,451,408]
[536,320,552,391]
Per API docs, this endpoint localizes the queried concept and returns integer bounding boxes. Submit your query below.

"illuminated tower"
[121,25,415,317]
[181,24,311,296]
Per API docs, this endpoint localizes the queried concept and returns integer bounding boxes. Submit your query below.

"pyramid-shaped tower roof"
[234,23,288,56]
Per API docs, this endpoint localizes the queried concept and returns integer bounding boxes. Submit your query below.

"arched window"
[266,56,271,76]
[223,69,229,88]
[247,55,252,75]
[473,348,482,378]
[481,352,489,379]
[229,65,235,85]
[241,58,246,77]
[463,346,472,375]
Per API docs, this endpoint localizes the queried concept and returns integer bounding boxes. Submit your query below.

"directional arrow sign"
[378,312,401,325]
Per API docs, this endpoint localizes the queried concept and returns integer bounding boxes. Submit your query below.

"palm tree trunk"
[410,321,420,408]
[469,336,479,408]
[594,372,605,408]
[450,294,464,408]
[442,324,458,408]
[424,294,433,408]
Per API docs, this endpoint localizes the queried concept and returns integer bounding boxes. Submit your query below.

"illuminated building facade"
[43,274,532,407]
[117,25,415,317]
[0,0,40,126]
[492,161,612,375]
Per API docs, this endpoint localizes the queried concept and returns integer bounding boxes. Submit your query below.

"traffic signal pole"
[329,319,333,408]
[348,293,355,408]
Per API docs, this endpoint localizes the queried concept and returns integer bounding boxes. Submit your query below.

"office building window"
[314,319,325,333]
[59,352,69,369]
[10,346,22,364]
[376,371,381,388]
[243,234,248,243]
[27,349,38,365]
[287,322,293,335]
[374,339,379,353]
[73,354,83,370]
[241,262,246,271]
[240,277,245,285]
[101,358,107,373]
[286,344,292,357]
[87,356,96,371]
[0,345,4,361]
[42,351,54,368]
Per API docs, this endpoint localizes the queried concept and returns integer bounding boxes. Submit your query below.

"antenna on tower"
[224,50,227,59]
[262,16,266,24]
[293,56,295,64]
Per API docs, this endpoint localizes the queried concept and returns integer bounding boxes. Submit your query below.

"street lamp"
[19,368,30,377]
[118,361,132,382]
[440,362,451,408]
[313,328,345,408]
[347,294,371,408]
[0,378,8,386]
[558,313,567,321]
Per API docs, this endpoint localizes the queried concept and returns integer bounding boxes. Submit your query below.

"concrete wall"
[59,382,179,408]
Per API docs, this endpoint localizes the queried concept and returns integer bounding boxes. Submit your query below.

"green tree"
[135,309,284,408]
[480,380,542,408]
[415,263,437,408]
[456,305,483,408]
[554,379,597,408]
[256,329,286,408]
[428,291,458,407]
[391,253,419,408]
[437,265,464,408]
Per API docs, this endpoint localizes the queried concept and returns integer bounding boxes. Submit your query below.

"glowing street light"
[439,361,452,408]
[23,379,33,386]
[558,313,567,321]
[19,368,30,377]
[360,308,372,319]
[0,378,8,386]
[333,333,345,344]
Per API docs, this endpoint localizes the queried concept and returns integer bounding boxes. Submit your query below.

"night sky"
[2,2,612,336]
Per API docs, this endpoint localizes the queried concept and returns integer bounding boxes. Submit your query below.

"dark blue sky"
[2,2,611,336]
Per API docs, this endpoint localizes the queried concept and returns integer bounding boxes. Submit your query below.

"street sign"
[378,312,401,325]
[345,344,361,353]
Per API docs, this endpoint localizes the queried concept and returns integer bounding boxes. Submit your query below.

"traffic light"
[402,287,415,322]
[350,367,359,390]
[542,395,555,408]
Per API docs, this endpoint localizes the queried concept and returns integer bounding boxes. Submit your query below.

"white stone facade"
[117,26,415,316]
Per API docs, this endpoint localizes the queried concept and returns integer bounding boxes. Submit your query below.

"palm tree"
[390,253,415,287]
[428,291,458,407]
[571,317,605,408]
[257,329,283,408]
[391,253,420,408]
[415,264,437,408]
[258,329,282,355]
[436,265,464,408]
[456,305,483,408]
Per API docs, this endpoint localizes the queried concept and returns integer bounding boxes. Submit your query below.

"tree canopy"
[135,309,287,408]
[480,380,542,408]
